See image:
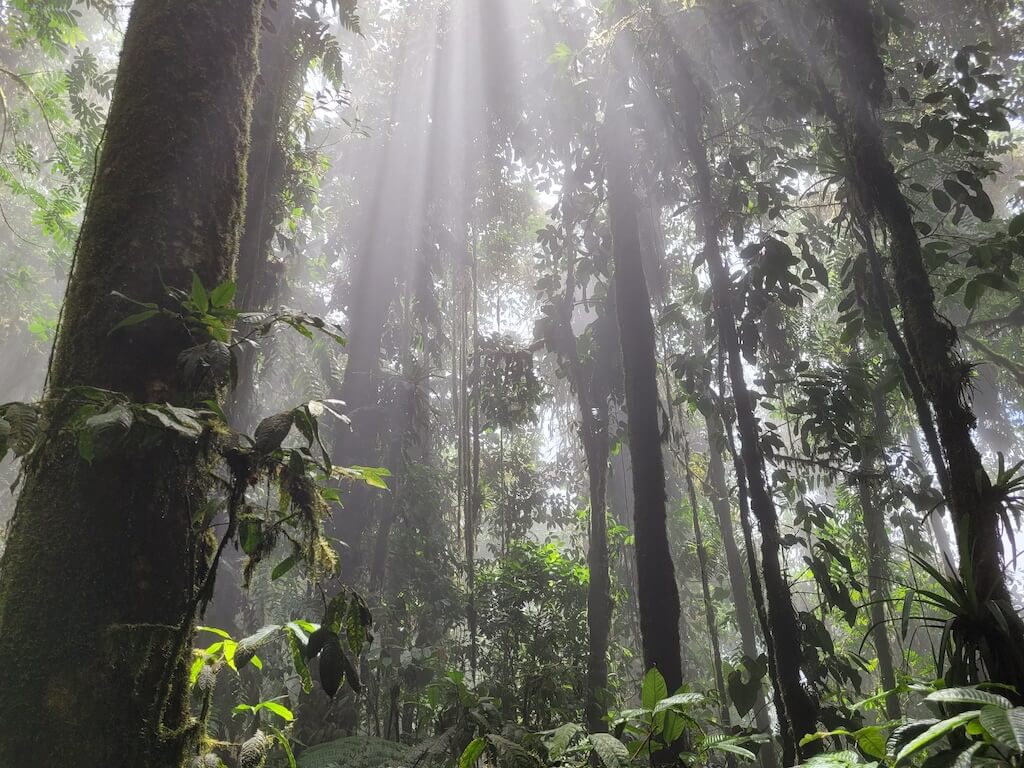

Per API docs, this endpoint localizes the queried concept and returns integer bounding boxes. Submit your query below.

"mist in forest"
[1,1,1024,767]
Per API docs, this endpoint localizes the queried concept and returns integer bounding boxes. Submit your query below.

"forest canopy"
[0,1,1023,767]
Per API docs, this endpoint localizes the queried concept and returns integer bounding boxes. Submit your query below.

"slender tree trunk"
[858,391,901,719]
[703,406,776,766]
[605,37,684,694]
[683,440,729,726]
[670,48,819,757]
[229,0,301,428]
[824,0,1024,693]
[558,249,614,733]
[0,2,260,765]
[725,411,799,765]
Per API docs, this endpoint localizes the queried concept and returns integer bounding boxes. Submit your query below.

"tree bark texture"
[0,2,261,765]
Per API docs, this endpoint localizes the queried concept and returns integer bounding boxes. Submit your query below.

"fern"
[296,736,408,768]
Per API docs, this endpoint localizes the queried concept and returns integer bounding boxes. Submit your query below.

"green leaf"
[272,553,302,581]
[460,737,487,768]
[895,711,981,764]
[854,726,887,760]
[209,280,237,308]
[964,278,984,309]
[191,272,209,313]
[978,705,1024,751]
[197,625,233,640]
[901,590,914,639]
[641,667,668,710]
[350,466,391,490]
[707,741,756,761]
[110,309,159,333]
[653,692,705,714]
[925,687,1013,709]
[590,733,630,768]
[239,518,262,556]
[257,701,295,722]
[1009,213,1024,238]
[541,724,583,761]
[284,626,313,693]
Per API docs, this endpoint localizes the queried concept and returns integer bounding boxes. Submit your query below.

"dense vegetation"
[0,1,1023,767]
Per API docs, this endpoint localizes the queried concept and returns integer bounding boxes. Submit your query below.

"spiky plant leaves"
[254,411,294,454]
[3,402,40,456]
[240,731,270,768]
[318,633,344,698]
[295,736,408,768]
[196,662,217,693]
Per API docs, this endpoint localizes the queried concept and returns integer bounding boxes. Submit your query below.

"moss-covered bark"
[824,0,1024,695]
[0,2,261,765]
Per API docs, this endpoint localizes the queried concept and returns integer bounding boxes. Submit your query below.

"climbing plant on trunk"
[820,0,1024,695]
[0,1,262,765]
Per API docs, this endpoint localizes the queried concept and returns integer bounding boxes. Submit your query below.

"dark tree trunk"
[824,0,1024,693]
[605,44,684,695]
[724,416,798,764]
[229,0,301,429]
[0,2,260,765]
[702,406,776,766]
[557,250,615,733]
[669,48,820,757]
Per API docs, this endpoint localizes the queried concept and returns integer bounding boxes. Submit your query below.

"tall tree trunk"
[557,249,615,733]
[669,46,820,757]
[229,0,300,429]
[0,2,260,765]
[605,38,684,694]
[860,421,901,720]
[702,406,776,766]
[724,414,798,764]
[823,0,1024,693]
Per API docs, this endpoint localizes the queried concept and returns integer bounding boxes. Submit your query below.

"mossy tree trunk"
[859,385,901,720]
[0,2,261,765]
[824,0,1024,694]
[605,37,684,696]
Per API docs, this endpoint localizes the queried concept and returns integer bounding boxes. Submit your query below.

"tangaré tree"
[0,1,262,764]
